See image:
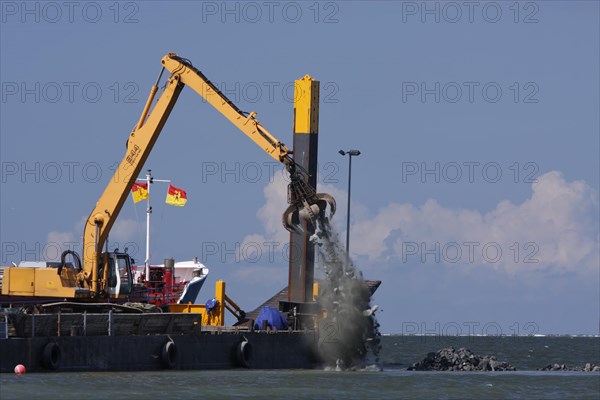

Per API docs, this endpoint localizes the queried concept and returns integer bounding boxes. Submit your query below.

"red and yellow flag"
[166,184,187,207]
[131,182,148,203]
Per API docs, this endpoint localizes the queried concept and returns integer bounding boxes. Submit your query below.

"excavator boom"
[2,53,335,301]
[160,54,335,234]
[162,54,292,164]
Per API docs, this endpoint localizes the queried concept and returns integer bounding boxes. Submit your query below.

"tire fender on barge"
[161,340,177,369]
[41,342,61,370]
[236,338,252,368]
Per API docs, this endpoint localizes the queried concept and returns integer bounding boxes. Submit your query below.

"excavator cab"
[105,252,133,297]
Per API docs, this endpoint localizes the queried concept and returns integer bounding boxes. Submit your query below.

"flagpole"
[145,170,151,281]
[136,169,170,282]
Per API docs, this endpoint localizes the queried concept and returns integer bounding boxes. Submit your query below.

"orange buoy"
[14,364,26,375]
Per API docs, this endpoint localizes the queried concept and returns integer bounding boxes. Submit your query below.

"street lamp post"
[339,149,361,257]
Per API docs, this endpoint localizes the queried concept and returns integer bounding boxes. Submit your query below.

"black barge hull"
[0,331,319,372]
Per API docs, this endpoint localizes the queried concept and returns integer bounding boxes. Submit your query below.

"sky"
[1,1,598,335]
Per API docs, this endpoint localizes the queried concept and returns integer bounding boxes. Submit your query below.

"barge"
[0,319,318,372]
[0,279,380,372]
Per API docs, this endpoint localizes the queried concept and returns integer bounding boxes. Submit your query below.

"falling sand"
[312,217,381,370]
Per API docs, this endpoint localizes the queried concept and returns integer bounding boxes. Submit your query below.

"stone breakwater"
[538,363,600,372]
[407,347,600,372]
[408,347,516,371]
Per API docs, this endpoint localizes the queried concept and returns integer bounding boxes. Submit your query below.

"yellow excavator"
[1,53,335,302]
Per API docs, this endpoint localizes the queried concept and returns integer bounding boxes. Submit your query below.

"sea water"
[1,336,598,400]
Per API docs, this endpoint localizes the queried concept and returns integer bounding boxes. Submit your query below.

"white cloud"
[247,171,599,274]
[45,216,142,261]
[366,171,598,273]
[45,230,77,261]
[253,173,290,245]
[110,218,142,242]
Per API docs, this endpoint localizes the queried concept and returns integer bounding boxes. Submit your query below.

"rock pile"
[538,363,600,372]
[408,347,516,371]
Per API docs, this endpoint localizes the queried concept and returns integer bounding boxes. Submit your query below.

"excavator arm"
[162,54,293,165]
[80,53,335,297]
[161,54,335,235]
